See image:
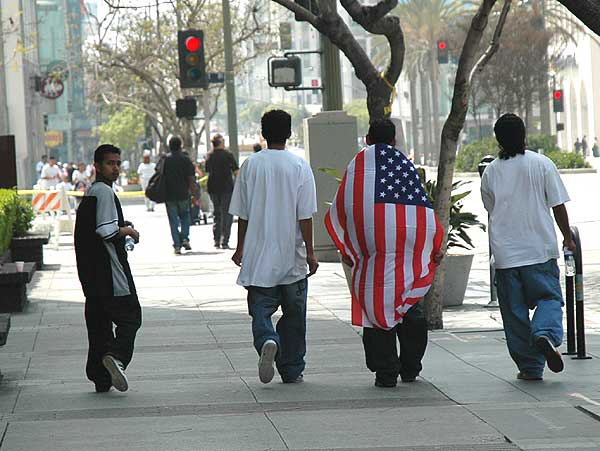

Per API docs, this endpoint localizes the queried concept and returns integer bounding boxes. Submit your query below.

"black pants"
[210,191,233,246]
[362,302,427,384]
[84,293,142,387]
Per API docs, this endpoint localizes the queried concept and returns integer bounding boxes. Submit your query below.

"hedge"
[455,134,590,172]
[0,189,18,255]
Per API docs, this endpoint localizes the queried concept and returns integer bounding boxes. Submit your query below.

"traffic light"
[177,30,207,89]
[437,39,449,64]
[553,89,564,113]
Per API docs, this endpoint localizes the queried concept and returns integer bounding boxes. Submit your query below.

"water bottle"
[125,236,135,252]
[564,248,575,277]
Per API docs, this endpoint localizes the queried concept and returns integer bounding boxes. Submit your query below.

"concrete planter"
[442,253,474,307]
[11,234,49,270]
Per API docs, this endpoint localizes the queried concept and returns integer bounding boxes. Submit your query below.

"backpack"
[145,157,167,203]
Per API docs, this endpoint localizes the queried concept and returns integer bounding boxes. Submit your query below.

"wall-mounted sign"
[44,130,64,148]
[40,77,64,99]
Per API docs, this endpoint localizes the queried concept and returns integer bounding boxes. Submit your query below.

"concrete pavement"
[2,184,600,449]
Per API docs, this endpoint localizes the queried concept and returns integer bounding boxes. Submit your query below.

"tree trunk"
[430,53,441,165]
[419,71,432,164]
[424,0,506,329]
[409,75,420,164]
[366,80,393,121]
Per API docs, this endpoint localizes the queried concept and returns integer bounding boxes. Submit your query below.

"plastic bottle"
[564,248,575,277]
[125,236,135,252]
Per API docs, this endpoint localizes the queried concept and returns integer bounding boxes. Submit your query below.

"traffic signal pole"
[320,34,343,110]
[222,0,239,163]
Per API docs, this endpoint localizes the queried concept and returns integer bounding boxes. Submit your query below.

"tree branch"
[270,0,319,28]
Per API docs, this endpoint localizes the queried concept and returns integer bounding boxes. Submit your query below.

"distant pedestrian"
[72,163,90,191]
[137,150,156,212]
[582,135,588,157]
[481,113,575,381]
[230,109,318,384]
[41,156,61,189]
[253,143,262,153]
[162,137,198,254]
[593,138,599,158]
[206,134,239,249]
[74,144,142,393]
[325,119,444,387]
[36,154,48,181]
[574,138,581,154]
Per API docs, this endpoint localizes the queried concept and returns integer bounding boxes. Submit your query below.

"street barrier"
[564,226,591,360]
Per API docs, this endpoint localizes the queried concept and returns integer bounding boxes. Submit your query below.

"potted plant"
[424,179,485,306]
[10,195,48,270]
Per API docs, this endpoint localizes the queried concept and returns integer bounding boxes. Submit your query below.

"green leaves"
[318,167,343,184]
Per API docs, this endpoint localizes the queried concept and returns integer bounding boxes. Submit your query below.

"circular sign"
[40,77,64,99]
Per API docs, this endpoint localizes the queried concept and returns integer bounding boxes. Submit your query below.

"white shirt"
[481,150,570,269]
[72,170,88,184]
[137,162,156,183]
[41,164,61,189]
[229,149,317,287]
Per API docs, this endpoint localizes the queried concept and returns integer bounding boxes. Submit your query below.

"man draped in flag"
[325,119,444,388]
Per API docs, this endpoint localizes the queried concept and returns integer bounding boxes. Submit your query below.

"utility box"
[0,136,17,188]
[304,111,358,262]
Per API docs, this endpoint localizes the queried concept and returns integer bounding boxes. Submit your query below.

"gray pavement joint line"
[461,403,520,451]
[263,411,290,450]
[429,340,541,403]
[0,421,8,449]
[310,295,362,336]
[575,404,600,423]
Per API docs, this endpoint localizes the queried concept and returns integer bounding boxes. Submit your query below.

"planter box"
[11,234,49,270]
[0,262,35,312]
[442,253,474,307]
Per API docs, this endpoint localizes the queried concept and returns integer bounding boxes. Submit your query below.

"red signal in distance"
[438,41,447,50]
[553,90,563,100]
[185,36,201,52]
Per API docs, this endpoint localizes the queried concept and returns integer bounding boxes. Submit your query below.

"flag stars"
[408,194,414,200]
[387,157,394,164]
[394,193,400,199]
[421,196,427,202]
[410,166,415,172]
[388,171,394,177]
[387,185,394,191]
[396,165,401,171]
[402,160,409,165]
[409,180,414,186]
[401,186,407,192]
[381,165,387,171]
[380,178,387,183]
[380,149,387,155]
[415,188,420,193]
[403,172,409,178]
[395,179,401,184]
[395,151,400,157]
[380,192,386,198]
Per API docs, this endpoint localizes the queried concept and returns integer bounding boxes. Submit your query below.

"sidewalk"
[2,204,600,450]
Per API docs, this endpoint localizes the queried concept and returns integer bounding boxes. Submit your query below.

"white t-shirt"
[41,164,61,189]
[137,162,156,184]
[480,150,570,269]
[72,169,88,185]
[229,149,317,287]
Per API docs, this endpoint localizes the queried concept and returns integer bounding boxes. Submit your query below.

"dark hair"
[42,154,47,159]
[94,144,121,163]
[494,113,526,159]
[49,155,56,160]
[211,134,224,147]
[367,119,396,145]
[253,143,262,153]
[261,110,291,145]
[169,136,182,151]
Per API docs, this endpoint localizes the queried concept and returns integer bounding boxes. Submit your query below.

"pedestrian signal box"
[437,40,449,64]
[268,56,302,88]
[178,30,207,89]
[553,89,564,113]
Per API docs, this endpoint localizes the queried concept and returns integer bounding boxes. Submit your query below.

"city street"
[2,168,600,449]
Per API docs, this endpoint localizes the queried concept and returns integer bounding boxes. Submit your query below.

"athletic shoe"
[517,372,543,381]
[374,378,397,388]
[174,247,182,255]
[214,241,221,248]
[401,375,417,383]
[182,240,191,250]
[283,374,304,384]
[535,336,564,373]
[221,243,231,250]
[101,355,129,392]
[95,383,112,393]
[258,340,277,384]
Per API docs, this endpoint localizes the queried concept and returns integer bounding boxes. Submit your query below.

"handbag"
[145,157,167,203]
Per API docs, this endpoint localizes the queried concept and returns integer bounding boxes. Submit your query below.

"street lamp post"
[222,0,239,162]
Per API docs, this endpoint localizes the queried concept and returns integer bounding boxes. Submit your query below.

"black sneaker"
[400,375,417,383]
[174,247,182,255]
[214,241,221,248]
[102,355,129,392]
[182,240,191,251]
[535,336,564,373]
[374,378,397,388]
[221,243,231,250]
[517,372,543,381]
[95,383,112,393]
[283,374,304,384]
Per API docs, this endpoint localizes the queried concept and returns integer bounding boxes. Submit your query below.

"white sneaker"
[102,355,129,392]
[258,340,277,384]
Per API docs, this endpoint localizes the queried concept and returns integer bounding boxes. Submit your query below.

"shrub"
[11,196,35,237]
[456,134,590,171]
[0,189,18,254]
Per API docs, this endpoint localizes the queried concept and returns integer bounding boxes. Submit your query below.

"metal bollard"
[478,156,498,308]
[571,226,591,360]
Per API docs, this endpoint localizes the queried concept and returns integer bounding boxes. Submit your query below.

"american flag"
[325,143,443,329]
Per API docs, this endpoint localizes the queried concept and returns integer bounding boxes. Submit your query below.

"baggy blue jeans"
[165,199,191,249]
[247,278,308,382]
[495,259,564,377]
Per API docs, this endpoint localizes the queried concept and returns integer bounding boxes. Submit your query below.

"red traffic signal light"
[437,39,449,64]
[438,40,447,50]
[178,30,207,89]
[553,89,564,112]
[185,36,201,52]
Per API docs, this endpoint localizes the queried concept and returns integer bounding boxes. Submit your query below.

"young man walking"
[481,113,575,381]
[325,119,443,388]
[230,109,318,384]
[206,134,239,249]
[162,137,198,254]
[74,144,142,393]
